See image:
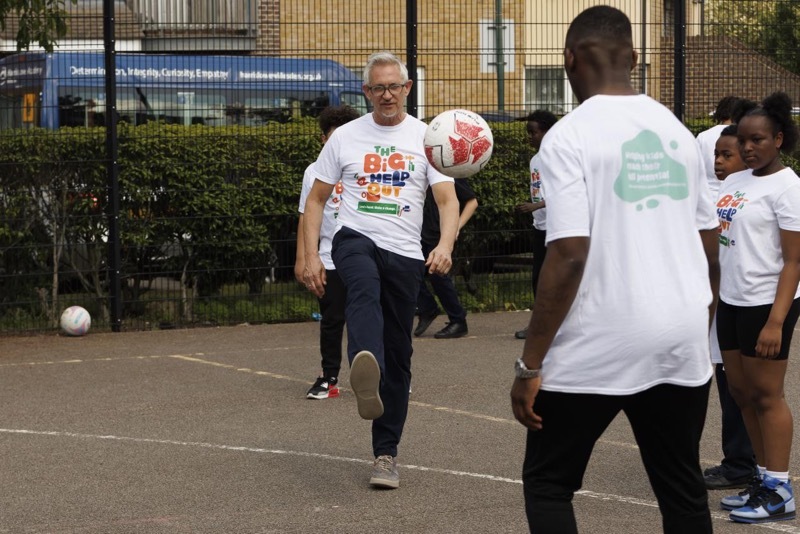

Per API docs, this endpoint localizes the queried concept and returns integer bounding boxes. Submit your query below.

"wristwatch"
[515,358,541,379]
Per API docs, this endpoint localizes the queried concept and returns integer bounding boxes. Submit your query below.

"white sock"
[765,470,790,484]
[758,465,767,478]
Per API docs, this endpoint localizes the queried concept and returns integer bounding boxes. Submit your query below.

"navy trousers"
[332,227,423,457]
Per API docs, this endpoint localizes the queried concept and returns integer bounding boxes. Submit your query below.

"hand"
[425,245,453,276]
[303,256,327,298]
[515,202,535,214]
[510,376,543,430]
[755,322,782,359]
[294,261,305,285]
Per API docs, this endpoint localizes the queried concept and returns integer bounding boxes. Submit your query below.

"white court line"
[1,428,798,532]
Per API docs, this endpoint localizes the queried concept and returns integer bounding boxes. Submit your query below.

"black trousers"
[713,363,757,479]
[417,240,466,323]
[523,381,712,534]
[531,228,547,299]
[317,268,346,378]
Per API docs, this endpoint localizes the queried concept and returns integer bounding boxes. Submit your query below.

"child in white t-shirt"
[703,124,757,491]
[716,92,800,524]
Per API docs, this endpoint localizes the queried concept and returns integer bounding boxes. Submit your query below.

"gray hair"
[363,51,409,85]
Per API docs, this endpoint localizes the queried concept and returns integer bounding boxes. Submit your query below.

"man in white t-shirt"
[302,51,459,489]
[696,96,742,198]
[509,7,720,533]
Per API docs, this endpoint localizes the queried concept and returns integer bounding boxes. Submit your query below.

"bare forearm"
[768,263,800,327]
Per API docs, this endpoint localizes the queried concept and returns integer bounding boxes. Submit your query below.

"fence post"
[673,0,686,121]
[104,0,122,332]
[406,0,418,117]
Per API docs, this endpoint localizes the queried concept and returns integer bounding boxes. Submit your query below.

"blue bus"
[0,52,369,129]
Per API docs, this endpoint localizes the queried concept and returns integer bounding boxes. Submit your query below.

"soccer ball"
[60,306,91,336]
[424,109,494,178]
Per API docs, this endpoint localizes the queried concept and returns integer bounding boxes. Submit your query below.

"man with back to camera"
[303,51,459,489]
[510,6,720,533]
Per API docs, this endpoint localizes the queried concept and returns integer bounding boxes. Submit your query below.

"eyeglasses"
[366,83,406,96]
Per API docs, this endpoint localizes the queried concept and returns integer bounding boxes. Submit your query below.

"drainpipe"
[494,0,505,111]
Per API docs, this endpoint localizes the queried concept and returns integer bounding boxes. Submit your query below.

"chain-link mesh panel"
[1,0,799,333]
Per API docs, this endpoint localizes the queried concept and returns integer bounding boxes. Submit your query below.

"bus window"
[0,92,40,129]
[58,90,105,127]
[340,92,369,115]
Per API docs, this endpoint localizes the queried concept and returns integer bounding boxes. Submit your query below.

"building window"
[524,67,575,114]
[479,19,515,74]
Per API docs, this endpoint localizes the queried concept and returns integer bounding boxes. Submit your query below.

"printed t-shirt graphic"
[311,113,452,260]
[529,152,547,231]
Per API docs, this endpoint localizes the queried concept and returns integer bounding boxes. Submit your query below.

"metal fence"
[1,0,799,334]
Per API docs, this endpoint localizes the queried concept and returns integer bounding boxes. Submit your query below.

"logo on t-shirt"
[330,181,343,219]
[531,168,542,203]
[614,130,689,210]
[355,144,413,216]
[716,190,747,247]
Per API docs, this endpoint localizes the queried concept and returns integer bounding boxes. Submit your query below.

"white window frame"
[479,19,515,74]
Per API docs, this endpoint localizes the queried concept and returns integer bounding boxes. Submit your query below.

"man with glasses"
[303,51,459,489]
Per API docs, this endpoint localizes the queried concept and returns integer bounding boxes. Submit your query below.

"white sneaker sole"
[370,475,400,489]
[350,351,383,420]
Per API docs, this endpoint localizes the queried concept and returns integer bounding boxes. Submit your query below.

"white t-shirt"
[311,113,453,260]
[696,124,727,198]
[717,167,800,306]
[298,164,342,270]
[537,94,718,395]
[529,152,547,231]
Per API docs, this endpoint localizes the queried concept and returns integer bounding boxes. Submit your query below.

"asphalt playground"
[2,310,800,533]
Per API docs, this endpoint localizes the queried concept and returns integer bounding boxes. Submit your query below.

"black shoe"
[704,465,757,490]
[515,327,528,339]
[434,322,468,339]
[414,311,439,337]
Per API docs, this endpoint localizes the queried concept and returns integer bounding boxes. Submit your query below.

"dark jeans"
[417,240,466,323]
[331,227,423,457]
[531,228,547,299]
[523,381,712,534]
[317,268,346,378]
[714,363,757,479]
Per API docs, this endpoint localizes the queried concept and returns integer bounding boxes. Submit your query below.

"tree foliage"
[707,0,800,75]
[0,0,77,51]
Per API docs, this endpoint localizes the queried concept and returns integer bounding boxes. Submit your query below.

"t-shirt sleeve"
[538,128,590,244]
[454,178,477,205]
[298,166,314,214]
[776,181,800,232]
[692,151,719,231]
[310,130,343,185]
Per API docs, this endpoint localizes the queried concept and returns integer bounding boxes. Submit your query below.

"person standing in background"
[414,178,478,339]
[513,110,558,340]
[716,92,800,524]
[703,122,758,490]
[295,105,361,400]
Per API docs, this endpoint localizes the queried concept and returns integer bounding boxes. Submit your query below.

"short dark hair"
[720,124,738,137]
[712,96,742,123]
[520,110,558,132]
[565,5,632,48]
[318,105,361,136]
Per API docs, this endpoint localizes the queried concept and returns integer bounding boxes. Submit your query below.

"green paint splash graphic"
[614,130,688,210]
